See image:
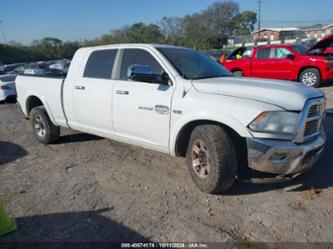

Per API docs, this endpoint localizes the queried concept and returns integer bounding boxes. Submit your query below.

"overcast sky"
[1,0,333,45]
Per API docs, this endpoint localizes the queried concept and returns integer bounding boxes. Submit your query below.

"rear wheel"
[186,125,237,194]
[30,106,60,144]
[233,71,243,78]
[299,68,321,87]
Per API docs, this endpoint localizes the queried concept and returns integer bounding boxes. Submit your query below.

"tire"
[233,71,243,78]
[299,68,321,87]
[30,106,60,144]
[186,125,237,194]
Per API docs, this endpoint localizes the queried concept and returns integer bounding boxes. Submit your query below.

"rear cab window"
[83,49,118,79]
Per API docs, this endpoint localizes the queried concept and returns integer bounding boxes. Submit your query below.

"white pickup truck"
[16,44,326,193]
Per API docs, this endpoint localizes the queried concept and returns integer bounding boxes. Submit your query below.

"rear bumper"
[247,130,325,175]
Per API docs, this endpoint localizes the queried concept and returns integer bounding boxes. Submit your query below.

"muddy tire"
[233,71,243,78]
[299,68,321,87]
[186,125,237,194]
[30,106,60,144]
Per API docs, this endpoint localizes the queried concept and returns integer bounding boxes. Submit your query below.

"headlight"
[249,111,300,135]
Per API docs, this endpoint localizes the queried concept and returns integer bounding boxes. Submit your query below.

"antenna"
[257,0,262,39]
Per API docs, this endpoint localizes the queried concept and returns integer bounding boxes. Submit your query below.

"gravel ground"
[0,86,333,245]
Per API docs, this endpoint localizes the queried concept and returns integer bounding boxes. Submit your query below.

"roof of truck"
[79,43,189,51]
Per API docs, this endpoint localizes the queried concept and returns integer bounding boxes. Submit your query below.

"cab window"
[274,48,293,59]
[83,49,118,79]
[120,49,164,82]
[256,48,272,59]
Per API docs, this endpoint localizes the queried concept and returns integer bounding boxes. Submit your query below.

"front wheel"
[30,106,60,144]
[299,68,321,87]
[186,125,237,194]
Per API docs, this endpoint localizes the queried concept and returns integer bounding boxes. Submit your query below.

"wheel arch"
[231,68,243,73]
[297,66,321,81]
[25,95,57,124]
[173,119,249,158]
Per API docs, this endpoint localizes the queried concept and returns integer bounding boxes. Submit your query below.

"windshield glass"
[157,47,233,80]
[290,44,309,54]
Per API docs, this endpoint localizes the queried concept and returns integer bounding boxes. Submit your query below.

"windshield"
[290,44,309,54]
[157,47,233,80]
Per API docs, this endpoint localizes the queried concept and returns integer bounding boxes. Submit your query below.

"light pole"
[257,0,262,40]
[0,21,7,44]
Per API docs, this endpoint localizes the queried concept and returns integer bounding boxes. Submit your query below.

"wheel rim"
[302,72,317,86]
[191,139,210,179]
[234,71,242,78]
[34,114,46,137]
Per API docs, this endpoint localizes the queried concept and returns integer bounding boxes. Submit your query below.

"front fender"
[169,111,253,156]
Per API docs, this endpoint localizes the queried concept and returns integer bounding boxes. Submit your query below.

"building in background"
[252,23,333,42]
[301,24,333,39]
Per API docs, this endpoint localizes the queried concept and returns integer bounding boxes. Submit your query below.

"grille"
[308,103,322,117]
[304,120,319,136]
[302,99,325,140]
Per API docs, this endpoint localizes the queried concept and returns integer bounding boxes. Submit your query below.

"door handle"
[75,86,85,90]
[116,90,129,95]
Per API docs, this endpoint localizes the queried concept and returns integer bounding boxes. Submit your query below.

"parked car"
[16,44,326,193]
[0,75,16,102]
[223,34,333,87]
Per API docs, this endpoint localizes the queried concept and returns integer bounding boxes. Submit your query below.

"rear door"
[112,48,174,148]
[251,47,275,78]
[72,49,118,135]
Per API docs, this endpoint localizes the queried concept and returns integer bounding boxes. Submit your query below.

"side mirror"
[127,64,170,85]
[287,54,295,60]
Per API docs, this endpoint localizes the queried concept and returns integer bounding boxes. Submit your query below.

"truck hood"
[192,77,324,110]
[307,34,333,52]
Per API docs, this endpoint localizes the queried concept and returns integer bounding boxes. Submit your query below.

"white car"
[0,75,16,101]
[15,44,326,193]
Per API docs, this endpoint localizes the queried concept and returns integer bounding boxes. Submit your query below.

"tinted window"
[120,49,163,80]
[83,49,117,79]
[157,47,232,80]
[256,48,271,59]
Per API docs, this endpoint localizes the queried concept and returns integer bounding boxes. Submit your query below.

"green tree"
[235,10,257,43]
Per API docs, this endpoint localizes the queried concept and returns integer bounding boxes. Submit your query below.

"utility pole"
[0,21,7,44]
[257,0,262,40]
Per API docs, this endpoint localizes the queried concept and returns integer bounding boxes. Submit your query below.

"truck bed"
[15,74,68,127]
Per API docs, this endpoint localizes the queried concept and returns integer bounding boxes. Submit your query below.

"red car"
[223,34,333,87]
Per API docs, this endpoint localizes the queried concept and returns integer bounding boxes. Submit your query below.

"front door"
[113,48,174,148]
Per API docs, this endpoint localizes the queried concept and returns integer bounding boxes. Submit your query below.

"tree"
[159,17,185,44]
[235,10,257,43]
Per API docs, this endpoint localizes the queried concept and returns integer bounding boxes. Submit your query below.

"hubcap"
[191,139,210,179]
[302,72,317,86]
[34,115,46,137]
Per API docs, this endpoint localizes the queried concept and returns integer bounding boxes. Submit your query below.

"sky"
[0,0,333,45]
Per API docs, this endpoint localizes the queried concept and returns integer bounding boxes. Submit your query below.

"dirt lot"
[0,86,333,245]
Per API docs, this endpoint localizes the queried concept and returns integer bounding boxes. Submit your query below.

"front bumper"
[247,130,325,175]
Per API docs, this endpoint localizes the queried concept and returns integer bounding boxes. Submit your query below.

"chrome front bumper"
[247,130,326,175]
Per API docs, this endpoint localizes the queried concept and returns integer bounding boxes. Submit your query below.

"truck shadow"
[0,141,27,166]
[225,116,333,196]
[56,133,103,144]
[0,208,150,245]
